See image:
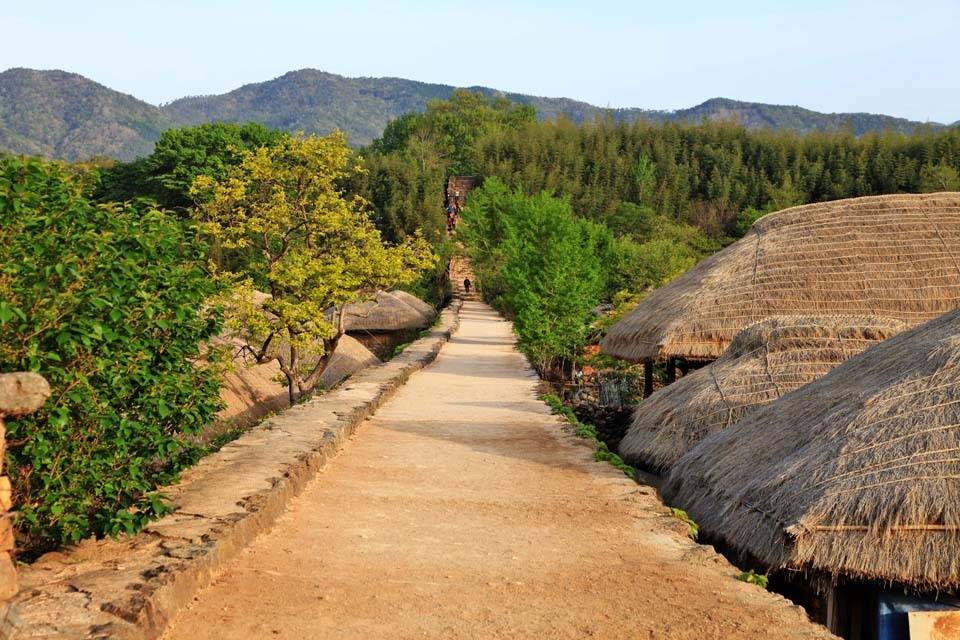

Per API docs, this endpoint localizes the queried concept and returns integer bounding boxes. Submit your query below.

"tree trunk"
[301,307,348,393]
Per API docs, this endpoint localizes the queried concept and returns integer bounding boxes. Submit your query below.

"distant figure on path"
[463,278,472,295]
[446,204,457,232]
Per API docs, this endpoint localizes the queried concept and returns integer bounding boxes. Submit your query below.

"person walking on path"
[446,204,457,233]
[463,278,472,295]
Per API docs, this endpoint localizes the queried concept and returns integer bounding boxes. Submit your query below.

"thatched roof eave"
[662,306,960,589]
[602,192,960,363]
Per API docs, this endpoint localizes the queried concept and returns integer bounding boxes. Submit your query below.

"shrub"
[461,179,609,375]
[0,157,224,554]
[542,393,636,480]
[670,507,700,541]
[736,570,769,589]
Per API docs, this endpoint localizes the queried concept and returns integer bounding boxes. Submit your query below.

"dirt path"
[163,302,832,640]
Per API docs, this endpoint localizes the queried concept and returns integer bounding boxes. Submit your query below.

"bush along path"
[162,301,833,640]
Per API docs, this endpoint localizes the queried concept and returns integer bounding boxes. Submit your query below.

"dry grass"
[662,307,960,589]
[619,315,905,472]
[602,193,960,362]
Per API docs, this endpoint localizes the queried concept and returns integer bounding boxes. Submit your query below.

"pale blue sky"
[2,0,957,123]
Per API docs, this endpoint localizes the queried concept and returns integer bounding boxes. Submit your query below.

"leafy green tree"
[97,122,283,211]
[193,133,435,404]
[461,179,608,375]
[374,90,536,175]
[919,162,960,192]
[632,153,657,205]
[0,157,223,554]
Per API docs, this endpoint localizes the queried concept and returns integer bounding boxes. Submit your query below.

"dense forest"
[363,91,960,237]
[355,91,960,373]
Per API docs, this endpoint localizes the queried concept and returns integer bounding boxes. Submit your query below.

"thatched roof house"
[318,335,381,389]
[342,291,432,333]
[620,315,905,471]
[662,307,960,589]
[389,290,436,324]
[602,193,960,363]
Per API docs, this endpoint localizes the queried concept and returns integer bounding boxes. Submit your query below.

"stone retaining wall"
[0,373,50,638]
[12,302,461,640]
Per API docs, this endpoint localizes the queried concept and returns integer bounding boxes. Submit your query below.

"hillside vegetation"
[357,91,960,374]
[0,67,951,161]
[0,68,170,160]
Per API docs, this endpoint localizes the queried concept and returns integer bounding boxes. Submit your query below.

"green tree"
[0,156,223,554]
[461,179,609,375]
[919,162,960,192]
[632,153,657,205]
[97,122,284,211]
[374,89,536,175]
[193,133,435,404]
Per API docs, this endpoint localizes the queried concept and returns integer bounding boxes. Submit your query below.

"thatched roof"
[662,307,960,589]
[388,290,436,324]
[318,335,381,389]
[620,315,905,472]
[342,291,430,332]
[602,193,960,362]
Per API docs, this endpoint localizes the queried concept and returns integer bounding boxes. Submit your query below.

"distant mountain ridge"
[0,67,951,162]
[0,68,169,160]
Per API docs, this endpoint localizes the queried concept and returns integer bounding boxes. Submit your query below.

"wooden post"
[825,583,838,635]
[666,358,676,384]
[643,361,654,398]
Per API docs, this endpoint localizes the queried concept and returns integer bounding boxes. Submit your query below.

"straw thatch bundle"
[342,291,431,332]
[602,193,960,362]
[620,315,905,471]
[389,290,436,324]
[662,307,960,589]
[318,335,381,389]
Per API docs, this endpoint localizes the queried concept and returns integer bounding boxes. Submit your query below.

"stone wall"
[0,372,50,633]
[445,175,478,205]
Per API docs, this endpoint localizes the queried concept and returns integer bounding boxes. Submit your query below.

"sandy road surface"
[164,302,832,640]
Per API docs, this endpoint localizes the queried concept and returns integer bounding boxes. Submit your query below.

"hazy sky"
[2,0,957,122]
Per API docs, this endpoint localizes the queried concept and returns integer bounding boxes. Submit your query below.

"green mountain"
[669,98,940,136]
[0,68,170,160]
[164,70,453,147]
[0,67,950,162]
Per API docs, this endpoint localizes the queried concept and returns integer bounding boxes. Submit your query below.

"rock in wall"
[0,372,50,631]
